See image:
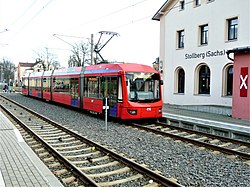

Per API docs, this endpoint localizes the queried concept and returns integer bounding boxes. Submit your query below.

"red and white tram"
[22,63,163,120]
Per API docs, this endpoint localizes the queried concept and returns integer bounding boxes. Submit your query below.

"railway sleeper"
[38,152,50,157]
[79,161,119,171]
[59,147,92,154]
[61,176,76,184]
[88,167,130,178]
[194,136,208,141]
[174,131,187,136]
[149,126,162,130]
[65,151,101,159]
[72,155,110,165]
[97,173,143,187]
[36,127,60,131]
[55,143,87,150]
[233,145,248,151]
[43,156,55,162]
[39,131,66,137]
[30,144,43,149]
[209,139,220,144]
[49,162,61,168]
[49,140,81,146]
[160,127,170,131]
[245,160,250,166]
[54,169,68,175]
[184,134,197,138]
[42,134,72,141]
[39,129,63,134]
[218,142,232,147]
[167,129,179,133]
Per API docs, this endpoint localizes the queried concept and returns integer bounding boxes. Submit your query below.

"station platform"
[0,111,63,187]
[163,104,250,139]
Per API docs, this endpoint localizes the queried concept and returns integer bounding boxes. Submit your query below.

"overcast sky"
[0,0,165,67]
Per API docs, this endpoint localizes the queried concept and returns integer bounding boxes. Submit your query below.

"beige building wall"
[153,0,250,108]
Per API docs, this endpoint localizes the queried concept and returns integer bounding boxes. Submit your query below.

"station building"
[152,0,250,115]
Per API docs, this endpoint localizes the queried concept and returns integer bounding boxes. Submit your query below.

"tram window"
[118,77,122,101]
[30,78,35,88]
[101,77,118,99]
[85,77,99,98]
[43,78,50,92]
[126,73,161,102]
[70,78,78,99]
[83,77,88,97]
[22,78,28,88]
[110,77,118,100]
[36,78,41,91]
[53,78,70,94]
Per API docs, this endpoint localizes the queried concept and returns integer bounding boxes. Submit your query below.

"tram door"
[70,78,79,107]
[102,76,118,117]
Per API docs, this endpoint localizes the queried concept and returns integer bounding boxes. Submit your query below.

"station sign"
[185,49,226,60]
[240,67,248,97]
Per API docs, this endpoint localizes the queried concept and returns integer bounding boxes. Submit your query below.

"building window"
[222,64,233,96]
[174,67,185,94]
[199,65,210,94]
[194,0,200,6]
[177,30,184,48]
[227,17,238,41]
[200,24,208,45]
[226,66,233,96]
[178,68,185,93]
[180,0,185,10]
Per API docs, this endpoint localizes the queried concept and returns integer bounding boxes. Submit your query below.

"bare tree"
[0,57,15,84]
[68,41,91,67]
[33,47,61,70]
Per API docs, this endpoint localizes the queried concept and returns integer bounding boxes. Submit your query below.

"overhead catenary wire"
[53,34,76,48]
[111,0,194,30]
[67,0,150,31]
[8,0,39,28]
[1,0,195,66]
[7,0,55,41]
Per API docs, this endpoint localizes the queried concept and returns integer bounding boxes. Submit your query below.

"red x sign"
[240,67,248,97]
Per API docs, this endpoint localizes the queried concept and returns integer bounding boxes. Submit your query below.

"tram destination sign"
[185,49,226,60]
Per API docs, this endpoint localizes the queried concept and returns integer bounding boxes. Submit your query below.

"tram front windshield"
[126,72,161,102]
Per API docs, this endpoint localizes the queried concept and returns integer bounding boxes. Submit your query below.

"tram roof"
[29,71,44,78]
[22,63,158,78]
[85,63,157,73]
[53,66,83,76]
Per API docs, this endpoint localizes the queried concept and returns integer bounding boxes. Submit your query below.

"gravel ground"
[2,93,250,187]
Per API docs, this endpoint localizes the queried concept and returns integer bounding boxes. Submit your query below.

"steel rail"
[0,94,184,187]
[130,123,250,160]
[157,121,250,147]
[0,104,99,187]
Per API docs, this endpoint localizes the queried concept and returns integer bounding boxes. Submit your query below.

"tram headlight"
[127,109,137,115]
[158,108,162,113]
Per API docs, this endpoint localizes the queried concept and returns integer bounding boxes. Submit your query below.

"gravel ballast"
[3,93,250,187]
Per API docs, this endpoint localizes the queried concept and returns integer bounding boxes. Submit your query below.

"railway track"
[129,122,250,163]
[0,95,183,187]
